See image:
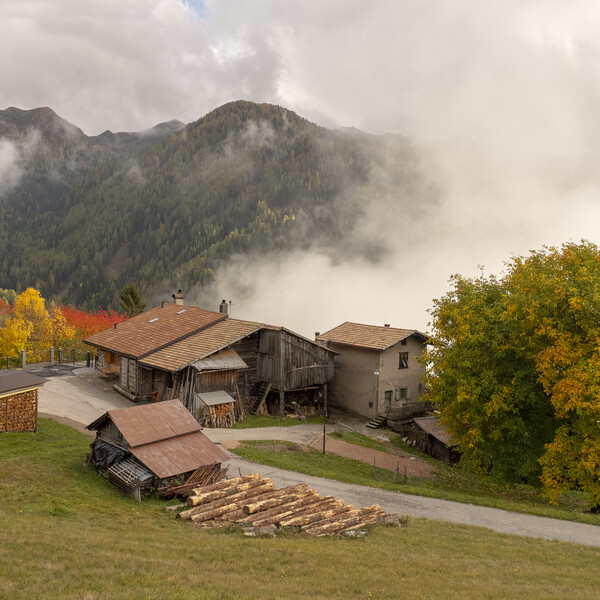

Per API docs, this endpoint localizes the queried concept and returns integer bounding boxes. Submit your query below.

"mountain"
[0,101,436,309]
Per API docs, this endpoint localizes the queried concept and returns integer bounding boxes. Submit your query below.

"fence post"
[86,351,91,368]
[20,350,26,369]
[49,346,55,364]
[72,348,75,364]
[58,348,63,365]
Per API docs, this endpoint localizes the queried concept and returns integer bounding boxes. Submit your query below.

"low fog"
[3,1,600,335]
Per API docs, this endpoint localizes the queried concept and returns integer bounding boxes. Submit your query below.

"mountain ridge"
[0,100,436,310]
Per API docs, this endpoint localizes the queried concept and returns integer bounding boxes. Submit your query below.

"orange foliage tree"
[60,306,127,340]
[425,241,600,508]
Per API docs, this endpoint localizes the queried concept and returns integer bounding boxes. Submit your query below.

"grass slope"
[1,419,600,599]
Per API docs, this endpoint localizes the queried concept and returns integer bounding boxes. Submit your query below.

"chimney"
[219,299,229,315]
[315,332,320,338]
[384,324,390,328]
[113,323,117,329]
[173,290,184,306]
[161,301,165,308]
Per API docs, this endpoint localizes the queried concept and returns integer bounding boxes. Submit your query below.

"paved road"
[36,367,600,548]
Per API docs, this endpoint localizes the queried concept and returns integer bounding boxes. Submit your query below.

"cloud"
[2,0,600,331]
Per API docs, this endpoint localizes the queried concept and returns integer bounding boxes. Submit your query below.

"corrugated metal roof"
[316,321,427,351]
[191,348,248,372]
[130,431,229,479]
[413,416,454,446]
[0,371,48,395]
[105,399,201,448]
[139,318,262,372]
[196,390,235,406]
[84,303,226,359]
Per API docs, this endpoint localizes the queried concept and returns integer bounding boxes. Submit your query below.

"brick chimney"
[219,299,228,314]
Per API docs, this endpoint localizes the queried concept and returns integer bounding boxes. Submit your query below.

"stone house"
[316,322,429,419]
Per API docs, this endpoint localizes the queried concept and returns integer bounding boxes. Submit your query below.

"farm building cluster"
[85,293,433,427]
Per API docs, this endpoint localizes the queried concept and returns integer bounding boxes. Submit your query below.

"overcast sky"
[2,1,600,334]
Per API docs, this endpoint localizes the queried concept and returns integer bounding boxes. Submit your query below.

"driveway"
[35,366,600,548]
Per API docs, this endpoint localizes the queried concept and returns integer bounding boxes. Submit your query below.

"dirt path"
[309,434,435,477]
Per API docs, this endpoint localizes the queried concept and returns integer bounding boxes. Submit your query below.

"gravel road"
[36,366,600,548]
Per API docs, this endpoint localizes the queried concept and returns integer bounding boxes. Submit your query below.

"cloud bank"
[2,1,600,334]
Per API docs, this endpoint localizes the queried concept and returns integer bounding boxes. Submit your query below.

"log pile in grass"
[175,473,398,536]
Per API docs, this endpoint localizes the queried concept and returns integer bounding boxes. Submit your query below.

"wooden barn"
[140,320,336,418]
[0,372,48,433]
[86,399,229,499]
[85,297,336,422]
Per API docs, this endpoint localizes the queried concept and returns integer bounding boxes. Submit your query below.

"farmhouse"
[85,297,336,421]
[0,371,48,433]
[316,322,429,421]
[86,399,229,499]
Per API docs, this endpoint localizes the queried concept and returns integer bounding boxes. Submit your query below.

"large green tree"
[118,284,146,317]
[425,241,600,507]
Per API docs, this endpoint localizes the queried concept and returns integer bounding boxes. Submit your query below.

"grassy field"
[2,419,600,599]
[233,434,599,525]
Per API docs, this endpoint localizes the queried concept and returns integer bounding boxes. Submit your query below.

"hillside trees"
[425,241,600,507]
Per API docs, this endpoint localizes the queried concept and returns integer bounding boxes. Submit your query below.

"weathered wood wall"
[0,389,38,432]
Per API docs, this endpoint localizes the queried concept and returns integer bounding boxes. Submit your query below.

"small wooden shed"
[0,372,48,433]
[86,399,229,498]
[194,390,236,428]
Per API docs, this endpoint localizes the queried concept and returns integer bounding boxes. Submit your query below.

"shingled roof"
[139,318,262,372]
[84,303,226,359]
[316,321,427,351]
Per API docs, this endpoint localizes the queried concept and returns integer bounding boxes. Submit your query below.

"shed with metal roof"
[86,399,229,497]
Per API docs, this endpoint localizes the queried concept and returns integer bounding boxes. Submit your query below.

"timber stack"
[176,473,398,536]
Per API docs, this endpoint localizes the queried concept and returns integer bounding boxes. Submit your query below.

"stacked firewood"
[204,403,235,428]
[158,464,229,498]
[176,473,390,536]
[0,391,37,433]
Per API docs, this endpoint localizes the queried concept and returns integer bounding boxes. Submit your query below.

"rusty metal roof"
[0,371,48,395]
[87,399,229,479]
[103,399,201,447]
[84,303,226,359]
[139,318,262,372]
[413,416,454,446]
[130,430,229,479]
[316,322,427,351]
[191,348,248,372]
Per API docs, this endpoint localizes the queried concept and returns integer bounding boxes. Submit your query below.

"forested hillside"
[0,101,435,309]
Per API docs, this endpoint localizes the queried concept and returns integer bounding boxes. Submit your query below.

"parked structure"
[0,371,48,433]
[86,399,229,499]
[316,322,429,420]
[85,295,336,421]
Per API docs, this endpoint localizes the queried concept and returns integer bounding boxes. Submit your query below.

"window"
[400,338,408,346]
[398,352,409,369]
[395,387,409,401]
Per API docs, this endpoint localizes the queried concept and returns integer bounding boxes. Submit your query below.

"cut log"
[243,484,309,515]
[187,478,270,507]
[249,493,324,528]
[279,502,352,528]
[303,506,385,536]
[179,483,274,521]
[189,473,261,496]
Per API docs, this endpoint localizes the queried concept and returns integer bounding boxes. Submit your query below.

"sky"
[2,0,600,336]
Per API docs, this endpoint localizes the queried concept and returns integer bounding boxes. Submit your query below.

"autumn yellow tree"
[425,241,600,508]
[0,288,75,362]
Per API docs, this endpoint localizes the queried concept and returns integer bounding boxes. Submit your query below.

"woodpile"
[175,473,394,536]
[0,390,38,433]
[157,464,229,498]
[203,403,235,428]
